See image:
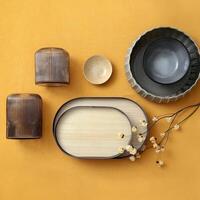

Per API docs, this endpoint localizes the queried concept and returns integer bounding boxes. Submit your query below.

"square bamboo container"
[6,94,42,139]
[35,47,70,86]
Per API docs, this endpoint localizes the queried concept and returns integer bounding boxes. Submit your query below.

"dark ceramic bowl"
[143,38,190,84]
[125,27,200,103]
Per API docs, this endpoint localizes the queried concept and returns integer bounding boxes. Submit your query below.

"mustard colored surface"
[0,0,200,199]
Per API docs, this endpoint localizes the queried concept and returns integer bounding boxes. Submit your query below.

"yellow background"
[0,0,200,199]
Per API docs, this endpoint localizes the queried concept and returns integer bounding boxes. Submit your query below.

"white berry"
[174,124,180,130]
[129,156,136,162]
[152,116,158,122]
[132,126,137,133]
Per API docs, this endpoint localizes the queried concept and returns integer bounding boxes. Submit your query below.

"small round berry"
[118,132,125,139]
[138,135,144,143]
[140,120,148,127]
[150,136,156,143]
[161,146,165,152]
[156,160,164,167]
[118,147,125,154]
[130,148,137,155]
[152,116,158,122]
[132,126,137,133]
[174,124,180,130]
[155,147,161,153]
[153,143,158,148]
[125,145,133,152]
[166,117,172,123]
[160,132,166,137]
[129,156,136,162]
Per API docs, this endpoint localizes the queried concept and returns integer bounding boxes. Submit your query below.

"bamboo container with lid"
[6,93,42,139]
[35,47,70,86]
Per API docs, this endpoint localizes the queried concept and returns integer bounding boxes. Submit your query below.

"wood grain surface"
[56,106,132,158]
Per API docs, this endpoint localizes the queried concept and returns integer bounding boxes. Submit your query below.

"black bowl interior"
[143,38,190,84]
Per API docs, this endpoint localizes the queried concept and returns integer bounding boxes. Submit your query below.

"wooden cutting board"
[55,106,132,159]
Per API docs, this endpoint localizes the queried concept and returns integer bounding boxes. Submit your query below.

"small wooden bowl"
[83,55,112,85]
[6,94,42,139]
[35,47,70,86]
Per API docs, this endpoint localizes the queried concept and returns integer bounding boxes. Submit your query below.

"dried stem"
[141,103,200,152]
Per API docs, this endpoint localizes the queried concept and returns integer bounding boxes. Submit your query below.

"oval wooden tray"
[53,97,148,157]
[55,106,132,159]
